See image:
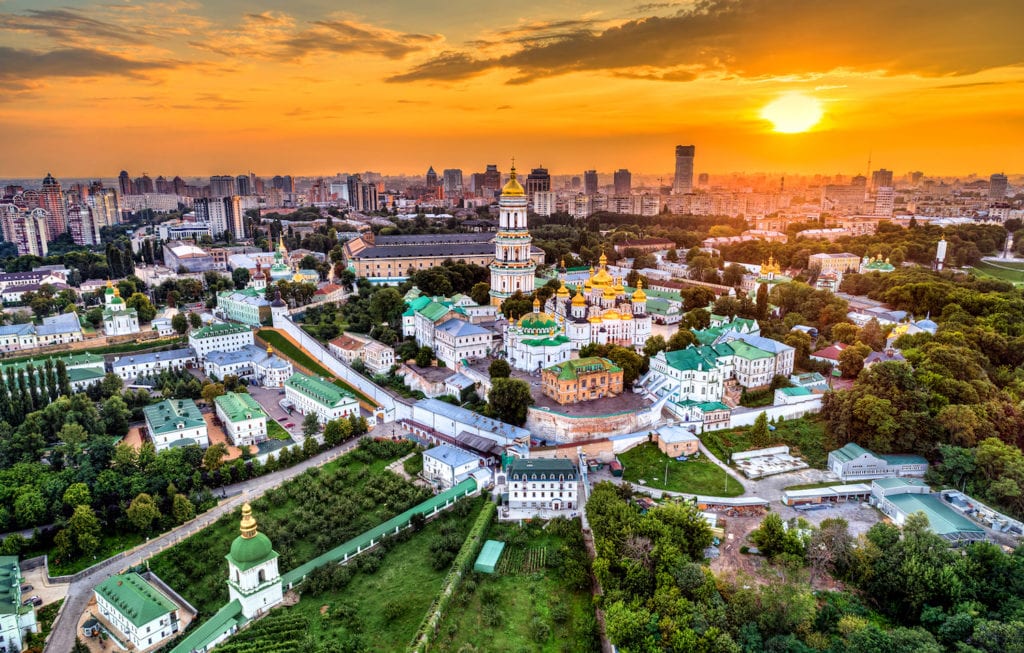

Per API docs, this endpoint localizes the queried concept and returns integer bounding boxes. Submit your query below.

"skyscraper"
[525,167,550,196]
[236,175,251,196]
[871,168,893,191]
[483,165,501,196]
[613,169,632,196]
[118,170,132,196]
[138,174,155,194]
[425,167,439,191]
[584,170,598,195]
[271,175,294,193]
[39,173,67,239]
[172,176,187,196]
[673,145,695,194]
[990,173,1009,200]
[210,175,236,197]
[442,169,463,196]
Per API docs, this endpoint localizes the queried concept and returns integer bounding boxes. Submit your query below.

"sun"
[761,92,824,133]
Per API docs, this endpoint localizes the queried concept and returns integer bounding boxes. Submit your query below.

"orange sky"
[1,0,1022,178]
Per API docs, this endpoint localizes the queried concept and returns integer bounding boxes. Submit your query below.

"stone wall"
[525,402,661,443]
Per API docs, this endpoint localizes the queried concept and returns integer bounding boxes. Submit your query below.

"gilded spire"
[240,503,258,539]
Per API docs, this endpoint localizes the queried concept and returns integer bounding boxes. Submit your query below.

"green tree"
[201,382,226,404]
[67,504,101,557]
[102,395,131,436]
[488,359,511,379]
[642,335,667,358]
[62,482,92,510]
[172,493,195,524]
[302,412,321,438]
[488,378,533,425]
[126,292,157,322]
[56,360,71,397]
[171,312,189,334]
[751,512,787,558]
[415,346,434,368]
[755,282,769,318]
[189,312,202,329]
[367,287,404,325]
[667,328,697,351]
[750,411,772,449]
[203,443,228,471]
[323,419,344,446]
[839,342,872,378]
[232,267,251,289]
[470,282,491,306]
[127,493,162,532]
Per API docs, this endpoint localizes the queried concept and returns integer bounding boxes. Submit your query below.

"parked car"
[22,596,42,607]
[20,584,32,592]
[285,423,294,428]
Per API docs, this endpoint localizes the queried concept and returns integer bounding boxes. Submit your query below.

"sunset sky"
[1,0,1022,178]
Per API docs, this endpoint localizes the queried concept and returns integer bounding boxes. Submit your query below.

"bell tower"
[489,164,536,306]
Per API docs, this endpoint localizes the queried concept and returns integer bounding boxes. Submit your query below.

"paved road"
[45,436,364,653]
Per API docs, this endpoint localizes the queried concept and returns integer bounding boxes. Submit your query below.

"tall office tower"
[990,173,1009,200]
[584,170,598,195]
[118,170,132,196]
[253,177,265,195]
[613,169,632,195]
[442,169,463,196]
[236,174,251,196]
[489,167,535,306]
[873,187,894,217]
[673,145,695,194]
[39,173,67,239]
[172,176,186,195]
[525,167,550,196]
[571,176,581,189]
[910,171,924,185]
[139,174,155,194]
[87,188,120,240]
[271,175,285,191]
[425,167,439,191]
[871,168,893,191]
[346,175,378,212]
[225,196,245,239]
[210,175,236,197]
[470,172,486,195]
[483,165,502,195]
[67,204,96,245]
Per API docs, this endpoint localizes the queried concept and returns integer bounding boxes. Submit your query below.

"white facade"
[433,318,493,368]
[94,576,179,651]
[215,394,268,447]
[422,444,483,490]
[504,458,578,513]
[283,373,360,424]
[361,341,395,375]
[188,324,255,359]
[113,348,196,381]
[489,168,536,305]
[102,284,141,337]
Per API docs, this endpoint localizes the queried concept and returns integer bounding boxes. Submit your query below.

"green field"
[266,420,291,440]
[619,442,745,497]
[432,519,600,653]
[149,440,422,615]
[255,329,374,405]
[702,415,829,469]
[971,260,1024,284]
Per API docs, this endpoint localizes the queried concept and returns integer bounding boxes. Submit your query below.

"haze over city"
[1,0,1023,176]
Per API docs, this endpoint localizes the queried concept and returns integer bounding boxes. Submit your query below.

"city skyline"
[1,1,1022,176]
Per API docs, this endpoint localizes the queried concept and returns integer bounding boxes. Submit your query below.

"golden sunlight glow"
[760,92,824,133]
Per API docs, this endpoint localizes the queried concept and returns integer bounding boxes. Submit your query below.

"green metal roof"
[281,478,477,587]
[728,340,773,360]
[168,600,244,653]
[417,301,452,322]
[663,345,723,372]
[879,453,929,465]
[405,296,432,311]
[521,335,570,347]
[779,386,812,396]
[697,401,731,411]
[95,573,176,628]
[544,357,621,381]
[0,352,103,375]
[67,367,106,384]
[215,392,267,423]
[144,399,205,436]
[831,442,872,463]
[887,493,984,536]
[0,555,23,615]
[285,372,355,408]
[227,532,277,571]
[190,323,251,339]
[873,477,929,490]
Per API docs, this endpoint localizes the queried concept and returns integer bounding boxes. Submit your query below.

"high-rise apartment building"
[88,188,120,239]
[39,173,67,239]
[584,170,598,195]
[673,145,695,194]
[2,208,49,256]
[155,176,171,194]
[236,175,251,196]
[571,176,581,189]
[613,169,632,196]
[210,175,236,197]
[136,174,155,194]
[525,167,550,196]
[533,191,557,217]
[873,187,894,217]
[426,167,439,192]
[442,169,463,196]
[67,204,96,245]
[483,165,501,195]
[697,172,710,188]
[990,173,1009,200]
[871,169,893,191]
[118,170,132,196]
[271,175,294,193]
[346,175,378,212]
[172,176,186,196]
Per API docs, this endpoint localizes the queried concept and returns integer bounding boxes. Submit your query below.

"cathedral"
[545,252,652,351]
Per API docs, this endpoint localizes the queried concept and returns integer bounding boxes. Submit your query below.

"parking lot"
[248,385,303,442]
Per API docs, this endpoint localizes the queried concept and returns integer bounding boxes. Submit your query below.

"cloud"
[0,46,177,82]
[0,8,151,44]
[390,0,1024,84]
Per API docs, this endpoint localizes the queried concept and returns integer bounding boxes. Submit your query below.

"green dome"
[518,312,557,331]
[229,532,273,565]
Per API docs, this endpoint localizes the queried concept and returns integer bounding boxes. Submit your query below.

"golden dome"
[292,271,304,282]
[533,296,541,310]
[632,278,647,302]
[588,315,603,324]
[599,251,607,267]
[501,166,526,197]
[591,267,613,287]
[572,289,586,306]
[613,276,625,293]
[239,502,257,539]
[603,309,621,321]
[113,287,121,297]
[602,285,616,299]
[622,311,633,320]
[583,274,593,290]
[556,283,569,297]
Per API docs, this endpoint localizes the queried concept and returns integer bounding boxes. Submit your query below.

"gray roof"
[424,444,481,468]
[415,398,530,444]
[205,344,266,367]
[435,318,491,338]
[719,330,794,355]
[36,312,81,336]
[658,425,699,443]
[376,233,493,245]
[445,373,475,390]
[114,347,195,369]
[0,323,34,336]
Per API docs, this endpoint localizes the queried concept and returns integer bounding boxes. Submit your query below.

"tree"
[126,292,157,323]
[323,419,345,446]
[65,504,101,558]
[232,267,250,289]
[667,328,697,351]
[470,282,491,306]
[751,513,787,557]
[302,412,321,438]
[488,378,533,425]
[488,359,511,379]
[605,346,643,385]
[201,382,226,404]
[172,493,195,524]
[755,282,769,318]
[368,287,404,326]
[750,412,772,449]
[643,335,667,358]
[127,493,161,532]
[102,395,132,436]
[415,346,434,368]
[666,248,679,262]
[171,312,189,335]
[62,483,92,511]
[203,443,228,471]
[839,342,872,378]
[832,322,860,345]
[189,312,202,329]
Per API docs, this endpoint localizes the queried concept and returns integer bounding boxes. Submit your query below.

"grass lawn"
[702,415,830,469]
[289,498,485,652]
[432,519,599,653]
[267,420,291,440]
[255,329,374,405]
[971,260,1024,284]
[619,442,745,497]
[0,336,186,364]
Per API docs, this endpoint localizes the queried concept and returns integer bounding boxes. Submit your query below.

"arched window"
[258,569,266,583]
